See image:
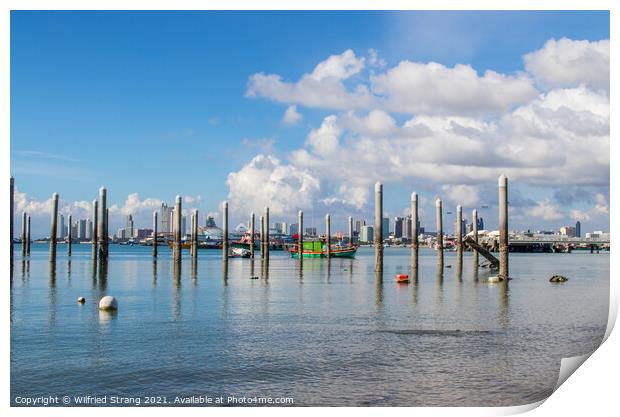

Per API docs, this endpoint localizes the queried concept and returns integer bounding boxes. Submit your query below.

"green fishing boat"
[286,239,357,259]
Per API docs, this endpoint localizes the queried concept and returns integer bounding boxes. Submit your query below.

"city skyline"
[10,11,610,237]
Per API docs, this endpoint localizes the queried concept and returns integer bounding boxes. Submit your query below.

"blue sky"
[10,11,610,236]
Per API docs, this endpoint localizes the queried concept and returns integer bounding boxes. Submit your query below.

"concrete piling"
[105,208,109,253]
[92,200,98,261]
[411,192,419,271]
[499,175,509,278]
[435,198,443,268]
[260,215,264,259]
[26,215,31,256]
[173,195,182,263]
[192,209,198,258]
[325,214,331,258]
[67,214,72,256]
[298,210,303,259]
[98,187,108,261]
[152,210,158,258]
[190,211,195,258]
[222,201,228,260]
[472,209,479,268]
[49,192,59,262]
[21,212,27,257]
[250,212,255,258]
[348,216,353,245]
[264,206,270,260]
[10,176,14,269]
[456,205,463,272]
[375,182,383,272]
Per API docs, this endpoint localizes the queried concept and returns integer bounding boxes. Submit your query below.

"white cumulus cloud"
[281,105,303,126]
[226,154,321,216]
[524,38,610,91]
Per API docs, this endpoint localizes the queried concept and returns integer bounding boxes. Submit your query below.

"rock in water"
[77,297,86,304]
[98,296,118,311]
[550,275,569,283]
[488,276,504,283]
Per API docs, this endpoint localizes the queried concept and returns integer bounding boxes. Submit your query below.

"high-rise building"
[71,220,78,239]
[85,219,92,240]
[289,223,298,236]
[182,216,187,236]
[59,214,65,239]
[133,228,153,239]
[560,226,576,237]
[125,214,134,239]
[160,203,174,234]
[78,219,87,240]
[361,225,374,243]
[477,217,484,230]
[305,227,317,236]
[575,221,581,238]
[394,217,404,238]
[403,216,411,239]
[355,219,366,234]
[382,217,390,240]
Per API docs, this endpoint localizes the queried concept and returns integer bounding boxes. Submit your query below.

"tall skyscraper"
[575,221,581,238]
[182,216,187,236]
[59,214,65,239]
[403,215,411,239]
[77,219,87,240]
[382,217,390,239]
[354,220,362,234]
[477,217,484,230]
[85,219,92,240]
[361,225,374,243]
[394,217,404,238]
[160,203,174,234]
[125,214,134,239]
[289,223,298,236]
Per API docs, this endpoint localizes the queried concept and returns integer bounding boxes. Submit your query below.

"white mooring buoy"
[98,296,118,311]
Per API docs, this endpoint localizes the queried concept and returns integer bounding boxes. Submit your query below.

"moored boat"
[286,239,357,259]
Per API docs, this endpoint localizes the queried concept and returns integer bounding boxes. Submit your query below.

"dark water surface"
[10,244,609,406]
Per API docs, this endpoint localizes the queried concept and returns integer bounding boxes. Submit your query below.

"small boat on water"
[230,247,251,258]
[166,240,222,249]
[286,239,357,259]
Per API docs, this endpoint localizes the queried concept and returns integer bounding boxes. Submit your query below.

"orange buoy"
[396,274,409,283]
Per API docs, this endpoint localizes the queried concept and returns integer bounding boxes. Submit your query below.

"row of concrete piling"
[10,175,509,280]
[374,174,509,279]
[9,182,111,267]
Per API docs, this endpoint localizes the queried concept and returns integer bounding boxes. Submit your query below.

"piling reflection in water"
[172,261,182,320]
[498,281,510,329]
[222,259,229,285]
[151,257,157,288]
[191,257,198,283]
[435,268,444,304]
[98,260,108,292]
[48,261,57,326]
[348,259,353,284]
[374,269,383,311]
[91,260,97,289]
[261,258,269,281]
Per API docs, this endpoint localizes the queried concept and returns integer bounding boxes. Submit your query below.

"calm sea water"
[10,243,609,406]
